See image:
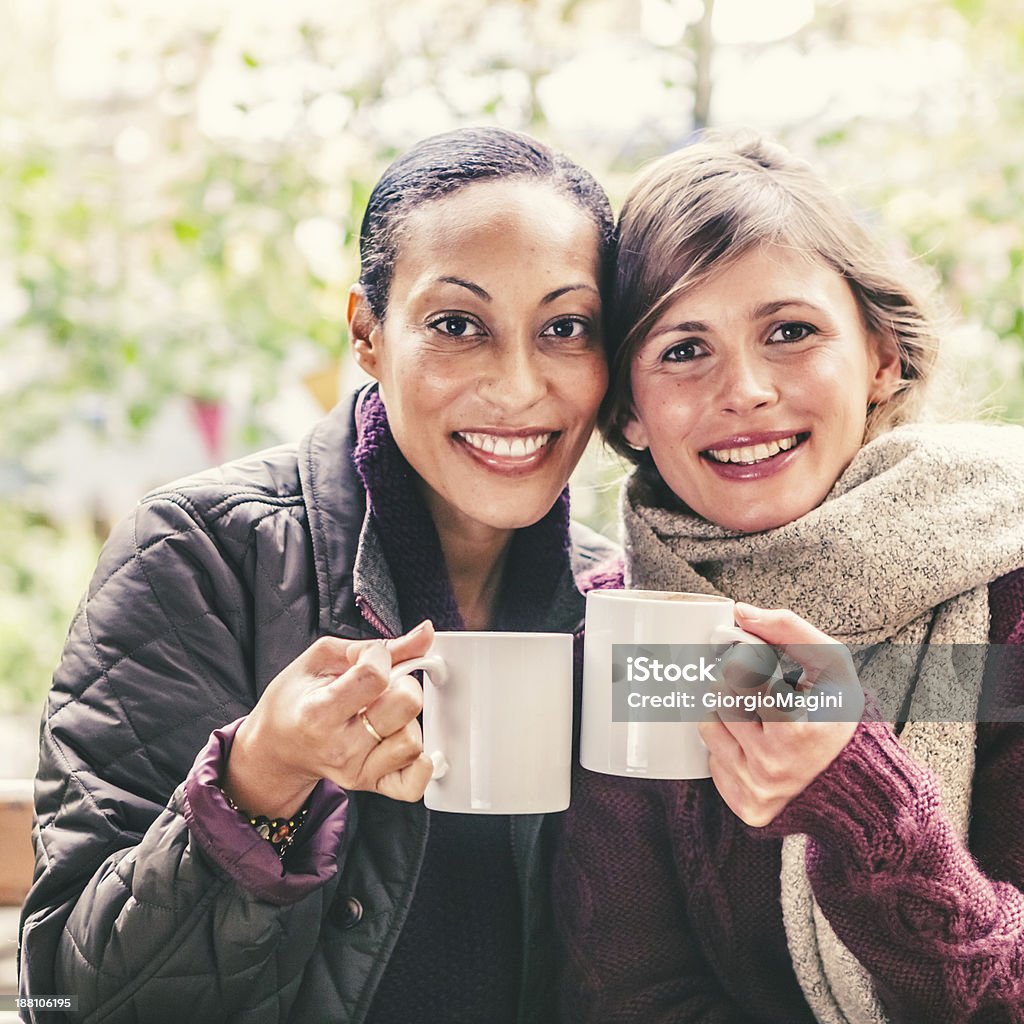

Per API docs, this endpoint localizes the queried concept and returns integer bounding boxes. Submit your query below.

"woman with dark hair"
[20,126,617,1024]
[556,133,1024,1023]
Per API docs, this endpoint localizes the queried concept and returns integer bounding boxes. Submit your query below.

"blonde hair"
[602,132,941,462]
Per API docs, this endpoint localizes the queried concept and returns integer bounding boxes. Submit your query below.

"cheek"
[381,355,456,410]
[808,352,873,410]
[635,387,701,450]
[579,360,610,413]
[821,378,871,439]
[545,354,607,426]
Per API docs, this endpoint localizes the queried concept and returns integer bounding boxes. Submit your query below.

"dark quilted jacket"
[18,391,618,1023]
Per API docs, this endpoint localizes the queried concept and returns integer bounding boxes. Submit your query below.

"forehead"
[393,178,600,274]
[656,245,860,324]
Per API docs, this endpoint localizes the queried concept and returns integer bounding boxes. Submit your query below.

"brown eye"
[542,317,588,340]
[663,339,704,363]
[442,317,470,336]
[769,322,814,343]
[428,315,484,338]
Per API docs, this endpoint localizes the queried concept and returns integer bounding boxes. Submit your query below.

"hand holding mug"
[224,621,437,817]
[698,603,864,827]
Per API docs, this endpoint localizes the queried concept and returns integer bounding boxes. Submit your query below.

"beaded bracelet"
[222,790,310,859]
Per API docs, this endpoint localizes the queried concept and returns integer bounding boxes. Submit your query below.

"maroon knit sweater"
[556,568,1024,1024]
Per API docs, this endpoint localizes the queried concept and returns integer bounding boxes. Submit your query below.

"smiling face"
[624,244,901,534]
[350,178,606,541]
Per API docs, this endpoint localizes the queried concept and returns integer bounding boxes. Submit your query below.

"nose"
[717,349,778,415]
[478,339,547,413]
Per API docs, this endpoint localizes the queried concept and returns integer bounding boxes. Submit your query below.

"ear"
[622,412,649,452]
[868,329,903,405]
[348,285,383,380]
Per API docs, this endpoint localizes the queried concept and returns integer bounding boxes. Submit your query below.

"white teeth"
[706,435,799,464]
[459,432,552,458]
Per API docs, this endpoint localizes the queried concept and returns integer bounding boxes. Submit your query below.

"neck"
[432,513,514,631]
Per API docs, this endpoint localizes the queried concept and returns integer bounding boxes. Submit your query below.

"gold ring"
[358,707,384,744]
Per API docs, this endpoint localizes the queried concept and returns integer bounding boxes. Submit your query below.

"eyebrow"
[437,277,599,305]
[650,318,710,338]
[439,276,491,301]
[751,298,825,318]
[652,299,826,337]
[541,283,600,304]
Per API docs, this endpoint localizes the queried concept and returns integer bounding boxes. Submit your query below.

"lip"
[700,430,809,482]
[453,428,561,476]
[459,426,558,438]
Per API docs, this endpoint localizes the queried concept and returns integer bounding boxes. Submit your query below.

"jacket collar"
[298,389,368,637]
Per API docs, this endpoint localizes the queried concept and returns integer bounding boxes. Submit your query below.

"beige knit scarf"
[622,422,1024,1024]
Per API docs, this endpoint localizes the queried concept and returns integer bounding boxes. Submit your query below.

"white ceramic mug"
[580,590,771,779]
[391,631,574,813]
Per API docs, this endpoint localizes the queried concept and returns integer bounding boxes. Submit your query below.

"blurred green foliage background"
[2,0,1023,712]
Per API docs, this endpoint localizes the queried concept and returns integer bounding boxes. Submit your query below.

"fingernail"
[735,602,760,620]
[358,640,391,673]
[408,619,432,637]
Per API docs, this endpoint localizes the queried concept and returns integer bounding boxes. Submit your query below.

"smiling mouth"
[456,431,554,458]
[702,433,809,465]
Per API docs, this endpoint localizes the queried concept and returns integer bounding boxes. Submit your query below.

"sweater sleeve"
[769,570,1024,1024]
[555,772,761,1024]
[19,497,353,1024]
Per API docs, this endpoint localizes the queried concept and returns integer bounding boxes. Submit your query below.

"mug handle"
[710,624,784,691]
[390,654,449,779]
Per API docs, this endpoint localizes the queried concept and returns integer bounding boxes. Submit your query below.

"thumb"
[384,619,435,664]
[734,603,834,646]
[735,603,855,690]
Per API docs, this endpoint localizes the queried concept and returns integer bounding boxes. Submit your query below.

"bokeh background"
[2,0,1023,995]
[3,0,1024,733]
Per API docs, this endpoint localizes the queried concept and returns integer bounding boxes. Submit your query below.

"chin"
[701,502,806,535]
[484,490,565,530]
[482,506,555,531]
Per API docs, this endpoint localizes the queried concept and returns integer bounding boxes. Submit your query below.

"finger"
[359,673,424,738]
[716,650,809,724]
[342,636,390,665]
[734,604,835,645]
[719,641,780,694]
[714,716,766,754]
[360,718,425,784]
[304,634,362,676]
[375,752,434,803]
[715,696,760,724]
[756,678,811,723]
[322,641,392,716]
[699,721,759,822]
[384,619,435,664]
[734,604,854,685]
[699,715,749,762]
